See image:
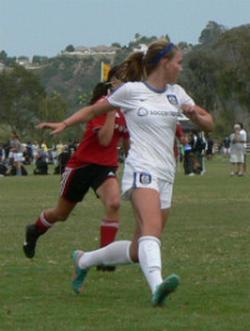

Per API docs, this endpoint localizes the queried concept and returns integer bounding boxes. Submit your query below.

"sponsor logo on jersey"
[137,107,149,116]
[167,94,178,105]
[150,110,179,117]
[139,172,152,185]
[137,106,180,118]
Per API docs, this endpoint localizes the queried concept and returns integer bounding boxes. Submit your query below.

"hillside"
[37,53,115,110]
[1,22,250,139]
[35,37,158,111]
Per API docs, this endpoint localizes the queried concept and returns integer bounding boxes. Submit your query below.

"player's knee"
[129,242,139,263]
[130,250,139,263]
[107,198,120,211]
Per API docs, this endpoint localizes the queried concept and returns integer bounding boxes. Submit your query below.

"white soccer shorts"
[122,163,173,209]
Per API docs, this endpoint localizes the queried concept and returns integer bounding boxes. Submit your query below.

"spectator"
[222,136,230,156]
[205,134,214,160]
[190,130,206,175]
[229,124,245,176]
[33,152,49,175]
[53,146,71,175]
[8,131,24,176]
[183,133,195,176]
[0,143,6,162]
[237,122,247,174]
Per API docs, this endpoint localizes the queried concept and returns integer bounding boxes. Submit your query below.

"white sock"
[78,240,133,269]
[138,236,163,294]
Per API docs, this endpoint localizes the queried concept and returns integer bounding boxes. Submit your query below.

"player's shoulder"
[113,82,146,98]
[95,96,107,104]
[166,83,187,95]
[122,81,144,90]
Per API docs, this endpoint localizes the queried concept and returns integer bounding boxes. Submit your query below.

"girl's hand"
[181,104,196,119]
[36,122,67,135]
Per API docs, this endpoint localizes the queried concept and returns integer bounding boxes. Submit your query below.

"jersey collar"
[143,81,167,94]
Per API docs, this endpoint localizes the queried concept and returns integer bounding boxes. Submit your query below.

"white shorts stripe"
[60,167,74,196]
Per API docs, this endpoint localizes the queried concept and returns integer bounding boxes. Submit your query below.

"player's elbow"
[202,115,214,132]
[99,140,111,147]
[98,135,112,146]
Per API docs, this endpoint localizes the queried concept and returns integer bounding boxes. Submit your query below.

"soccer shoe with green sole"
[72,250,89,294]
[23,224,41,258]
[152,273,180,307]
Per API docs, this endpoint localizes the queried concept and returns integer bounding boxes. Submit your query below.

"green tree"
[0,50,8,63]
[0,65,46,134]
[65,44,75,52]
[199,21,226,45]
[32,55,49,65]
[111,42,121,48]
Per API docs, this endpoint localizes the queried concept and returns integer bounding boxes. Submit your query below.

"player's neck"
[146,71,168,90]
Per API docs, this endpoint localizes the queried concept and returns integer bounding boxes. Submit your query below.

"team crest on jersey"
[139,172,152,185]
[167,94,178,105]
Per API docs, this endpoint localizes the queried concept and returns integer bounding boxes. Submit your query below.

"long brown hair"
[120,39,178,82]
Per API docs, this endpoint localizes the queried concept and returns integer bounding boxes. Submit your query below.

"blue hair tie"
[149,42,175,65]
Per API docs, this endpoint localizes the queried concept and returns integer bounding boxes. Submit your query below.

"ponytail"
[117,39,177,82]
[122,52,145,82]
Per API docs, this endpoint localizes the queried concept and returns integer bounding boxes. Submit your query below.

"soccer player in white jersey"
[38,39,214,306]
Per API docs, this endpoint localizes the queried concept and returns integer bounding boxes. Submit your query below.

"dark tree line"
[0,64,69,142]
[180,22,250,137]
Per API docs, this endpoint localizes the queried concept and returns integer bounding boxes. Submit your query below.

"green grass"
[0,157,250,331]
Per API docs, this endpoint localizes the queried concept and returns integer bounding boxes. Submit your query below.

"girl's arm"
[181,104,214,132]
[37,99,115,135]
[122,138,130,157]
[97,110,117,146]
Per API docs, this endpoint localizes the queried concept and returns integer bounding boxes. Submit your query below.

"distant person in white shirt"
[8,131,24,176]
[38,40,214,306]
[237,122,247,174]
[229,124,245,176]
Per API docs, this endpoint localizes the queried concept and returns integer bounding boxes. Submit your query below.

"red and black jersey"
[174,123,185,159]
[67,99,129,168]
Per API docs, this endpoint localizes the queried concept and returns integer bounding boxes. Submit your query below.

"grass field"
[0,156,249,331]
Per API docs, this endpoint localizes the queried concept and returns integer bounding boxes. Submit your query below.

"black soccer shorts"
[60,164,117,202]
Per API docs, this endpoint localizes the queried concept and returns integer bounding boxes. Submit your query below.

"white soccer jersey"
[108,82,194,182]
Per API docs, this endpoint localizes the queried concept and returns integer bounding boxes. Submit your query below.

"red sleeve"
[176,123,184,139]
[123,129,130,140]
[88,96,109,131]
[119,110,129,140]
[89,113,107,132]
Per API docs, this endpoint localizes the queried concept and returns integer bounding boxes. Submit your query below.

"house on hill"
[63,45,119,57]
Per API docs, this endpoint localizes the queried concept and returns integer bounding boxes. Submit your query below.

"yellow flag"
[101,62,111,81]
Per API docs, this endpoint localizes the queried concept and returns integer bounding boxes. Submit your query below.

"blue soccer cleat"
[152,273,180,307]
[71,250,88,294]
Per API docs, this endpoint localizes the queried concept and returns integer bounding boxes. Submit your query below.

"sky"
[1,0,250,58]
